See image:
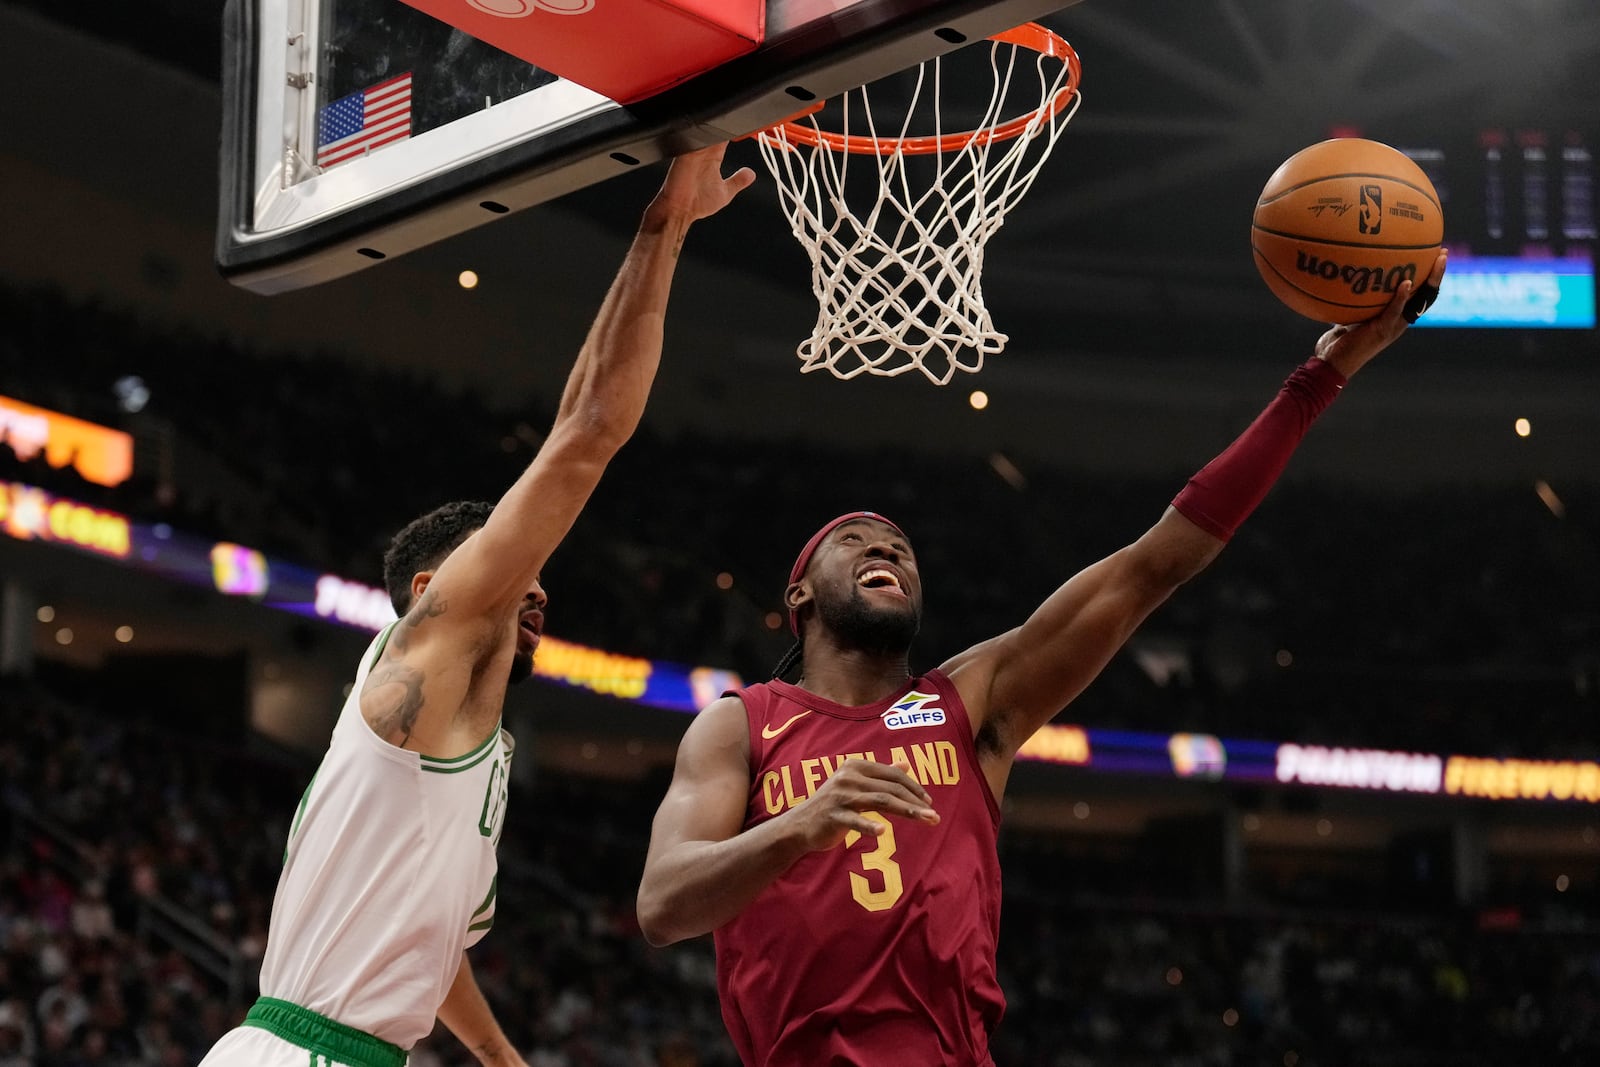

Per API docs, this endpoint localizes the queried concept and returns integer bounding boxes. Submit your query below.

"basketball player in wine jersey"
[638,253,1447,1065]
[198,145,754,1067]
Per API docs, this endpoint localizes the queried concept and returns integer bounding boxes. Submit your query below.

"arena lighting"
[1535,480,1566,518]
[13,481,1600,803]
[113,375,150,414]
[1515,417,1532,437]
[0,396,133,487]
[1275,743,1441,792]
[988,452,1026,491]
[1442,756,1600,802]
[2,480,742,713]
[1410,254,1596,329]
[1060,734,1600,806]
[0,483,130,558]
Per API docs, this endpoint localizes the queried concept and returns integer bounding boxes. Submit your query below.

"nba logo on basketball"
[1359,184,1382,235]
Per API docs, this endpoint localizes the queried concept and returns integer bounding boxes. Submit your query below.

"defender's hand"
[1314,248,1448,379]
[648,143,756,225]
[787,758,940,852]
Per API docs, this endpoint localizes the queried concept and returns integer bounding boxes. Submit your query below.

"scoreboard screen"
[1400,127,1595,329]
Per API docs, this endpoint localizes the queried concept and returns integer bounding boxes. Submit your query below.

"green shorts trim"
[242,997,407,1067]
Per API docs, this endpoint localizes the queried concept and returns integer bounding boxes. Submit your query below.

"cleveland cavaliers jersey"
[256,623,513,1049]
[714,670,1005,1066]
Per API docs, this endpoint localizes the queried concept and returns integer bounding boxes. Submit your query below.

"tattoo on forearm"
[366,662,427,746]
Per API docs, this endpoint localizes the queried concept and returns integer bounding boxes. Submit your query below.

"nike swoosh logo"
[761,710,812,740]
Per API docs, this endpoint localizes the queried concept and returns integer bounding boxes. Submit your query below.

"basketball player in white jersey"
[199,144,755,1067]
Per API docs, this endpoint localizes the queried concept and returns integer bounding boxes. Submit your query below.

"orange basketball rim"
[766,23,1081,157]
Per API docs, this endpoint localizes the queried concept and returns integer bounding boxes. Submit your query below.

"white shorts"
[200,1026,341,1067]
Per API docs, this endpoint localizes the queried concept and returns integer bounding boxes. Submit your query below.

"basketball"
[1251,138,1443,324]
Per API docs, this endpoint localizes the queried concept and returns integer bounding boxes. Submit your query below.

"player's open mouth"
[857,567,905,596]
[518,612,544,649]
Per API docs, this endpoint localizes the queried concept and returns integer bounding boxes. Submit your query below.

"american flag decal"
[317,73,413,169]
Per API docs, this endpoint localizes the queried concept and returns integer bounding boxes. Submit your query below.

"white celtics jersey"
[258,623,513,1049]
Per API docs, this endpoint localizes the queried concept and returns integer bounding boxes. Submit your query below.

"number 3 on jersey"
[844,811,904,912]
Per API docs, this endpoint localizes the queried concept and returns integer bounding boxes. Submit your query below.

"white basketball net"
[756,30,1081,385]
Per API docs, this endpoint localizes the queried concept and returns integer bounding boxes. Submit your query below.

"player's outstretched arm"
[637,697,938,946]
[436,952,526,1066]
[944,251,1447,772]
[431,145,754,614]
[363,147,754,747]
[406,145,753,641]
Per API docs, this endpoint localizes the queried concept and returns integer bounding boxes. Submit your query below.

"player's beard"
[508,649,534,686]
[817,585,919,656]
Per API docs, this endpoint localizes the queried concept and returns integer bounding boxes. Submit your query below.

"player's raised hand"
[788,758,940,852]
[1314,248,1448,378]
[649,143,757,223]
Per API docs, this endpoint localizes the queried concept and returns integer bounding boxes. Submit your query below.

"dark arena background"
[1,1,1598,1065]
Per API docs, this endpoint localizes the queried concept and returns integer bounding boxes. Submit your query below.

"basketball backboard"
[217,0,1083,293]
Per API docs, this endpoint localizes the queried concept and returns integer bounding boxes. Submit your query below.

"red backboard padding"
[398,0,765,105]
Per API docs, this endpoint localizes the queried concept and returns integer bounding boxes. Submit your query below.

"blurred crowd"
[3,677,1599,1067]
[3,280,1599,1065]
[3,281,1596,759]
[993,891,1600,1066]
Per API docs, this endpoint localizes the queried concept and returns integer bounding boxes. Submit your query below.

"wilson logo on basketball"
[1294,252,1417,296]
[467,0,594,17]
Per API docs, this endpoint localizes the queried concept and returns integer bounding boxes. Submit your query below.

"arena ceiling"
[1,0,1597,485]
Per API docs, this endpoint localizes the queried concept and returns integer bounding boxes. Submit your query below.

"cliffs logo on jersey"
[883,690,946,731]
